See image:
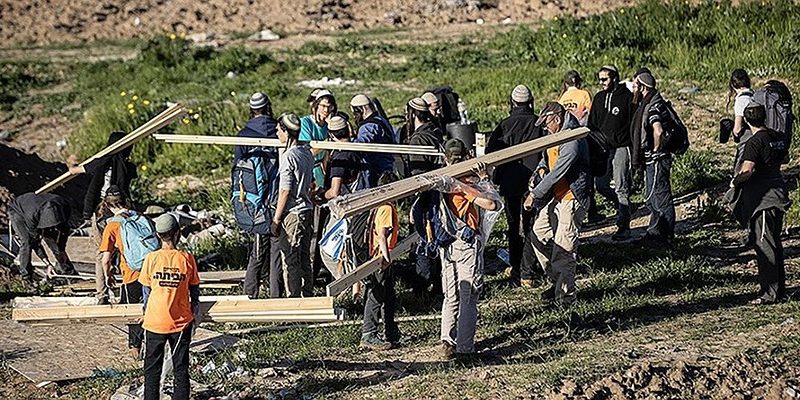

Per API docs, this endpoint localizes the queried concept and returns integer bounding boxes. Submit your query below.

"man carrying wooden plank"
[434,139,502,359]
[524,102,591,306]
[8,192,78,280]
[139,213,200,400]
[232,92,283,299]
[272,113,315,298]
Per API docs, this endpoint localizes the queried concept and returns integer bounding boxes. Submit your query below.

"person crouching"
[139,213,200,400]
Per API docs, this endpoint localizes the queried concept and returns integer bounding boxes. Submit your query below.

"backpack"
[586,130,610,177]
[111,212,160,271]
[753,80,794,163]
[660,101,690,155]
[231,145,279,235]
[431,86,461,125]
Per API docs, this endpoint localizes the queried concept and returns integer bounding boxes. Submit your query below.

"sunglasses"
[598,77,610,83]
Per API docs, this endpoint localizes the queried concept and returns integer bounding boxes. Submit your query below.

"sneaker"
[611,228,631,242]
[360,333,391,351]
[520,279,535,289]
[540,285,556,301]
[440,341,456,360]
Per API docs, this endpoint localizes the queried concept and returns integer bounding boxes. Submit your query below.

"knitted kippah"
[511,84,532,103]
[407,97,429,112]
[249,92,270,109]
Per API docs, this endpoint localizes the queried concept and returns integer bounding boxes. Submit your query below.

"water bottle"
[496,248,511,266]
[457,99,469,125]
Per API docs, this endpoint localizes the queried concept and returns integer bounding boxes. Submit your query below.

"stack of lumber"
[12,296,340,325]
[154,134,443,156]
[327,127,589,220]
[36,103,185,194]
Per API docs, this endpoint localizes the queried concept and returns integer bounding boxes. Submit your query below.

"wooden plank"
[326,233,419,297]
[36,103,185,194]
[154,134,444,156]
[327,127,589,220]
[228,313,440,335]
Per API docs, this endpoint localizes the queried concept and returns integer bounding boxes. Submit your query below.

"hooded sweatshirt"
[234,114,279,162]
[588,83,634,149]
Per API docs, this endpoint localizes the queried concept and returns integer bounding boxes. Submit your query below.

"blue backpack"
[111,212,160,271]
[231,145,279,235]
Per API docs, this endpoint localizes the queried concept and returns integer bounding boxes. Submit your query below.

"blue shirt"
[300,115,328,187]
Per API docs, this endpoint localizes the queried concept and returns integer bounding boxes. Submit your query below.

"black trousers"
[120,281,143,349]
[751,208,786,302]
[504,194,535,282]
[362,267,399,341]
[244,234,283,298]
[144,324,192,400]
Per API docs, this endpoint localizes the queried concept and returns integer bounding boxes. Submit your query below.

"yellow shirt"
[139,249,200,334]
[559,87,592,124]
[371,204,399,256]
[546,146,575,201]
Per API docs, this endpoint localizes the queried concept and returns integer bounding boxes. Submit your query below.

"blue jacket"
[355,114,395,186]
[531,114,591,210]
[234,115,278,162]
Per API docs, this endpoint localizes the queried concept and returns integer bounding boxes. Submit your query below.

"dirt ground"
[0,0,636,46]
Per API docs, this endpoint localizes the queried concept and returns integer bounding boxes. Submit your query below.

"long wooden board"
[36,103,185,194]
[154,134,444,156]
[326,233,419,297]
[327,127,589,220]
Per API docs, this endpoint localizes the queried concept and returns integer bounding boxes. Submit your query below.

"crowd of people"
[5,65,794,399]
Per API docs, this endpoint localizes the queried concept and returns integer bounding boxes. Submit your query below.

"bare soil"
[0,0,636,46]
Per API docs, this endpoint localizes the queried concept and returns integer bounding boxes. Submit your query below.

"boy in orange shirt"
[558,70,592,126]
[360,172,401,350]
[98,186,144,357]
[139,213,200,400]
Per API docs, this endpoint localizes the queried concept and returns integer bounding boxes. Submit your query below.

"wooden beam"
[326,233,419,297]
[36,103,185,194]
[327,127,589,220]
[153,134,444,156]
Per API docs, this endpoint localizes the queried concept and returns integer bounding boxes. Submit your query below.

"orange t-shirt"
[371,204,399,256]
[559,87,592,124]
[445,191,480,231]
[138,249,200,334]
[546,146,575,201]
[99,218,140,284]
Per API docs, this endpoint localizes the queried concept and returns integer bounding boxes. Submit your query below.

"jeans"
[244,233,283,298]
[751,208,786,302]
[503,194,535,282]
[603,147,632,229]
[531,199,585,305]
[120,280,144,349]
[440,237,483,354]
[143,324,192,400]
[280,210,314,297]
[644,154,675,238]
[362,267,399,341]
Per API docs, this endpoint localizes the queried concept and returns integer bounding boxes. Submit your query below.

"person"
[436,138,501,359]
[8,192,77,279]
[728,103,790,305]
[631,72,676,244]
[69,131,138,304]
[235,92,283,299]
[727,69,755,172]
[139,213,200,400]
[350,94,396,188]
[318,116,370,278]
[587,65,635,240]
[98,186,144,357]
[405,97,445,297]
[524,102,591,306]
[486,84,543,287]
[558,70,592,126]
[422,91,445,134]
[300,89,336,286]
[360,171,403,350]
[272,113,315,297]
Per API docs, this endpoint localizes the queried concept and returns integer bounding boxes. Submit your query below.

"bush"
[671,149,727,195]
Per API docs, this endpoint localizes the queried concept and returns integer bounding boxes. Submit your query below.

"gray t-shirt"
[279,144,314,214]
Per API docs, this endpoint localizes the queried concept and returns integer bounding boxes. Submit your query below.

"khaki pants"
[531,199,585,305]
[279,210,313,298]
[440,237,483,354]
[90,215,109,302]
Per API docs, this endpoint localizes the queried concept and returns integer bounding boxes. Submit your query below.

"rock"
[560,379,578,395]
[781,317,795,326]
[186,32,214,43]
[502,17,513,24]
[133,17,141,27]
[678,86,701,94]
[476,18,485,24]
[0,130,11,140]
[226,71,236,79]
[248,29,280,42]
[787,387,798,398]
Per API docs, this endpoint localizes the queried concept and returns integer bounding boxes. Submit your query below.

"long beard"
[632,90,643,106]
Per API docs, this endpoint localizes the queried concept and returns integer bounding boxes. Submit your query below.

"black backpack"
[587,130,610,177]
[431,86,461,125]
[661,101,690,155]
[753,80,794,163]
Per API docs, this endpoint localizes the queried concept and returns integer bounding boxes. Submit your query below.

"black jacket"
[487,107,543,196]
[405,122,444,176]
[588,83,634,149]
[9,192,71,234]
[82,152,137,219]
